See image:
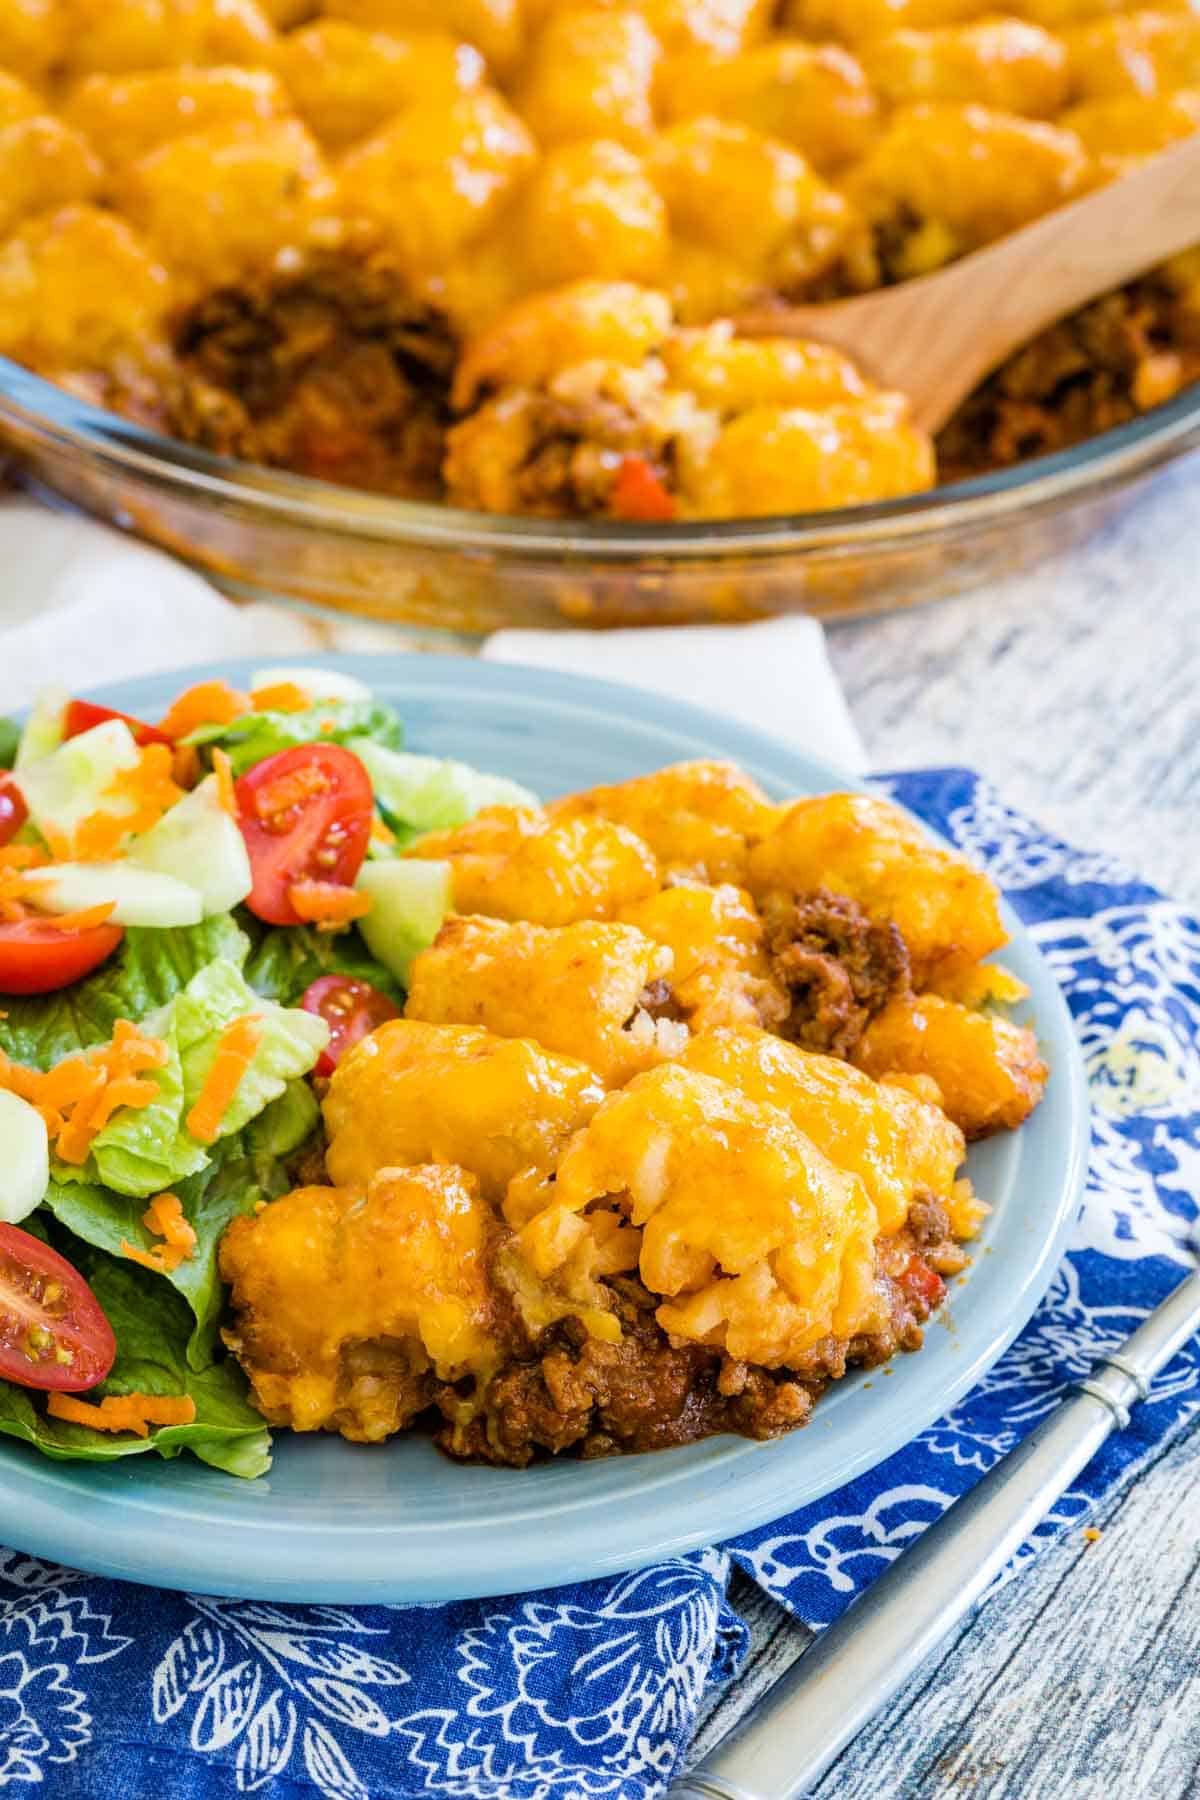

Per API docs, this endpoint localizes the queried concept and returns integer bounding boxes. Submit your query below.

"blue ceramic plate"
[0,656,1089,1602]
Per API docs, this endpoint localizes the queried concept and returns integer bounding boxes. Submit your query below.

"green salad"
[0,666,534,1477]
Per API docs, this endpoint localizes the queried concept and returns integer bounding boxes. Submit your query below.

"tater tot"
[855,991,1049,1139]
[60,0,275,78]
[337,89,535,273]
[848,103,1091,273]
[0,0,66,84]
[0,115,101,242]
[0,69,40,127]
[405,914,681,1088]
[657,42,879,171]
[0,204,169,363]
[860,20,1071,117]
[64,67,287,167]
[117,117,336,290]
[518,8,662,146]
[452,278,673,407]
[648,118,854,288]
[1063,9,1200,98]
[272,22,484,149]
[514,139,669,289]
[678,395,935,518]
[323,0,522,74]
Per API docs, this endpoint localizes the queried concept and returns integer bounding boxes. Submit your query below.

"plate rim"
[0,653,1091,1601]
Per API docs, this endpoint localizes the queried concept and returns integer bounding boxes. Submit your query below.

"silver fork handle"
[670,1266,1200,1800]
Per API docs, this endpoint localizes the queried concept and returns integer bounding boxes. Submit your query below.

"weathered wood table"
[688,452,1200,1799]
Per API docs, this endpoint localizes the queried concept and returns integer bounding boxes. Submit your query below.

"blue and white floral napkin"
[1,767,1196,1800]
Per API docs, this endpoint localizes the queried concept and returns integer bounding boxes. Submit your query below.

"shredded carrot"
[251,681,310,714]
[122,1192,197,1275]
[287,881,372,930]
[158,680,249,741]
[41,902,117,932]
[64,744,183,861]
[172,742,202,789]
[185,1015,263,1145]
[145,1191,197,1257]
[0,845,48,872]
[0,861,33,922]
[47,1390,197,1437]
[0,1021,168,1164]
[36,746,185,863]
[211,747,237,819]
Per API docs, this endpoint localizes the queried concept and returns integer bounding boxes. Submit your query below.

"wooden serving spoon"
[738,132,1200,434]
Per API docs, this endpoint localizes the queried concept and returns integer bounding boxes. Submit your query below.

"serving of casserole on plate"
[0,658,1088,1601]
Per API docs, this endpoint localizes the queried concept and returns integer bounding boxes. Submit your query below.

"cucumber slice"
[127,774,252,916]
[23,861,204,928]
[14,686,67,770]
[350,740,539,837]
[251,666,371,703]
[15,718,141,846]
[0,1091,49,1224]
[356,859,452,985]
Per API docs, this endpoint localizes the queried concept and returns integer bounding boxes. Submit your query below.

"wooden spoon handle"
[747,133,1200,435]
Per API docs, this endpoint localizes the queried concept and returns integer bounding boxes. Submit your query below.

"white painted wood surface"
[686,452,1200,1799]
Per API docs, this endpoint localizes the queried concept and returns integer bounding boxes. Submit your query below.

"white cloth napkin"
[0,501,866,770]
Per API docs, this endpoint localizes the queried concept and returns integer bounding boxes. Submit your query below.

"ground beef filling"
[762,886,911,1059]
[165,251,457,498]
[437,1219,954,1468]
[937,274,1200,483]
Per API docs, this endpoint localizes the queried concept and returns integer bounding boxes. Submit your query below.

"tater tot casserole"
[0,0,1197,522]
[229,761,1047,1465]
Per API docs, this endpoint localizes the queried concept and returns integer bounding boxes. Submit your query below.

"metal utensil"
[669,1233,1200,1800]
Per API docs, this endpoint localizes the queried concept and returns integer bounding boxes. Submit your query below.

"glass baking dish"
[1,355,1198,633]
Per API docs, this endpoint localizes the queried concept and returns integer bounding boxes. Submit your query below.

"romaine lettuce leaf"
[0,718,18,770]
[0,1237,270,1476]
[245,1080,320,1159]
[170,959,327,1141]
[240,915,404,1007]
[185,699,403,776]
[39,954,324,1202]
[87,1017,208,1197]
[0,915,249,1071]
[43,1129,292,1369]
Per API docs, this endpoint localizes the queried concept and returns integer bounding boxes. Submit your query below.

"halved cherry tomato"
[0,777,26,848]
[235,744,374,928]
[610,454,677,523]
[899,1254,946,1313]
[0,1224,116,1392]
[64,699,172,747]
[301,975,401,1077]
[0,918,124,995]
